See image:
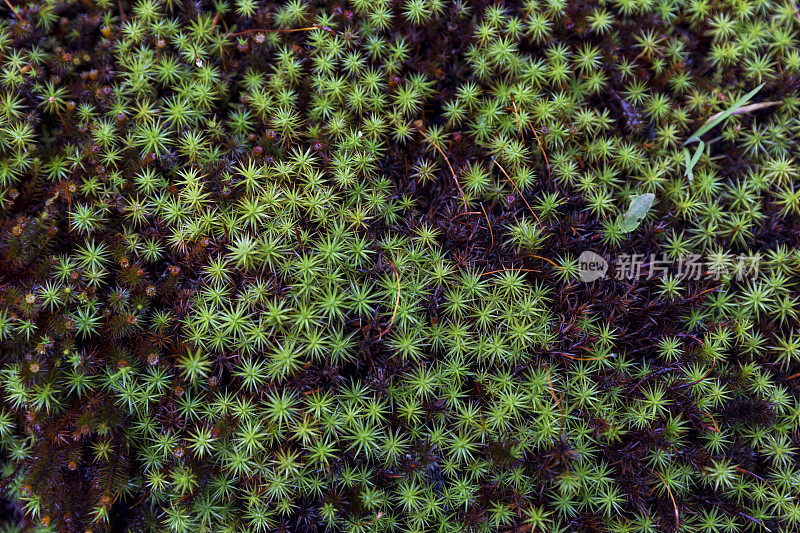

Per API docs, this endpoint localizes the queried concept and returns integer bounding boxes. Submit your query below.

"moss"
[0,0,799,531]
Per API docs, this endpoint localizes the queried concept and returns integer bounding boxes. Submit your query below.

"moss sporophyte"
[1,0,800,532]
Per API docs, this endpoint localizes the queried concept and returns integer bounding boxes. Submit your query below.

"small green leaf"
[684,83,766,145]
[683,142,704,181]
[617,193,655,233]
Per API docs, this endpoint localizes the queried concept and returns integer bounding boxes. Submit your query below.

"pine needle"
[481,268,540,276]
[4,0,22,21]
[492,158,542,228]
[480,203,493,250]
[415,121,467,212]
[526,254,561,269]
[654,470,680,530]
[510,93,550,181]
[380,259,400,338]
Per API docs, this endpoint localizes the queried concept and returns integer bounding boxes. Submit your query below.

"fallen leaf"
[617,193,655,233]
